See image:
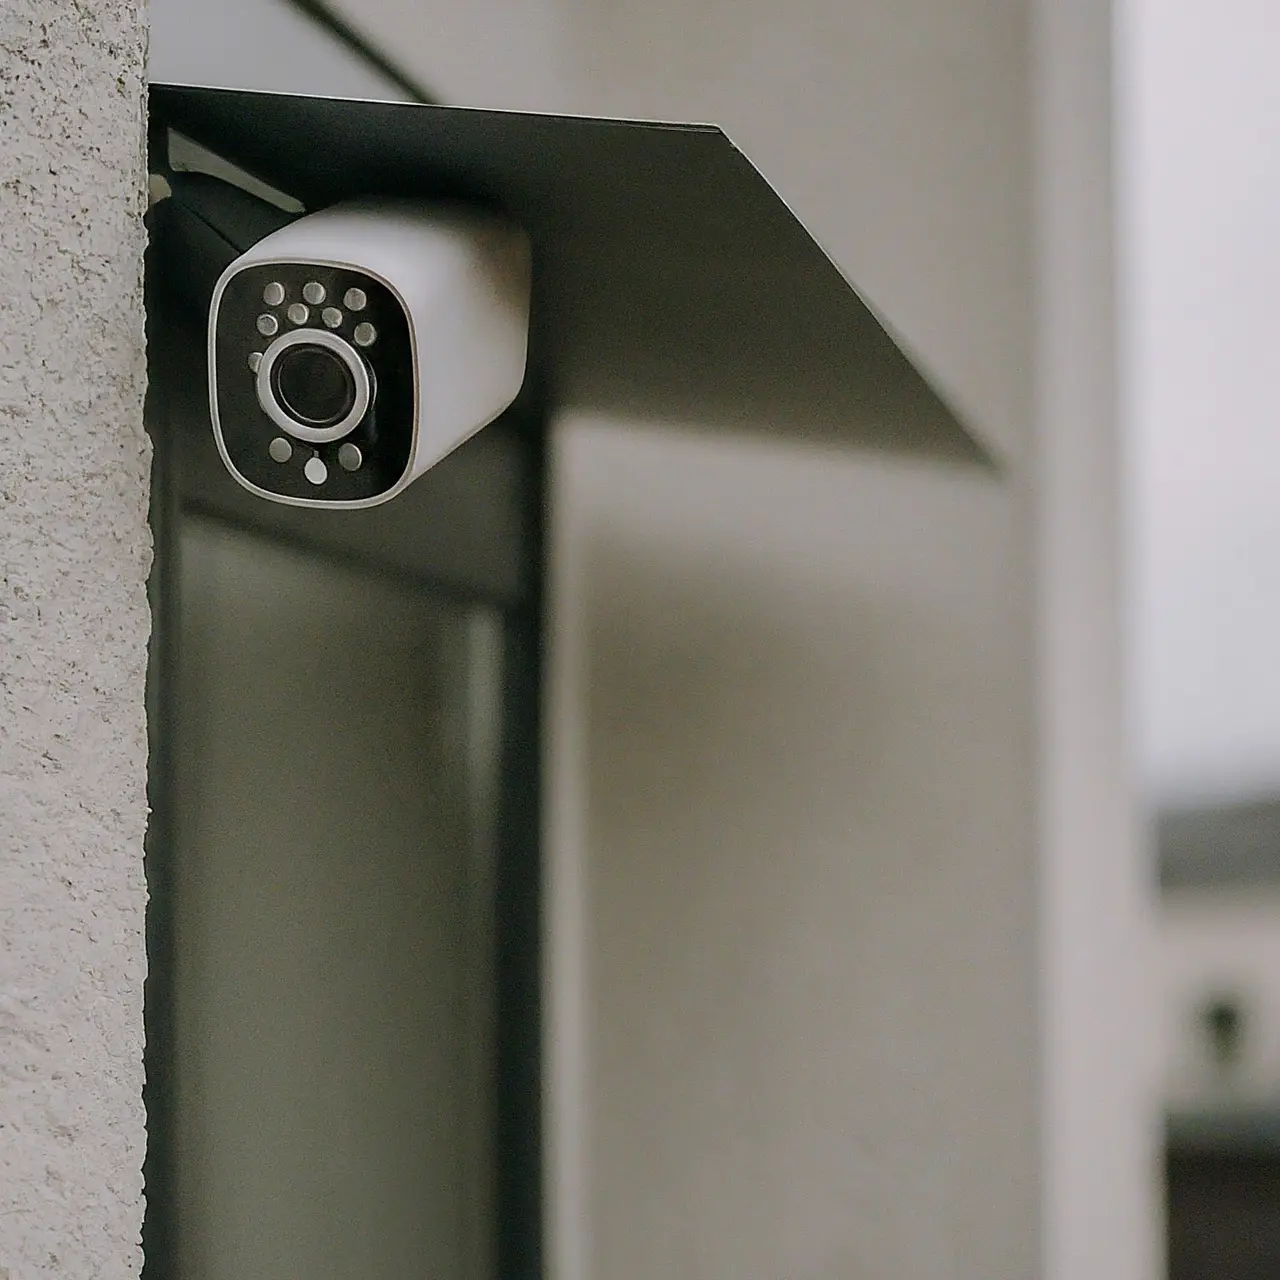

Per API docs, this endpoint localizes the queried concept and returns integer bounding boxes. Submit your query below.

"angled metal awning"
[151,82,987,464]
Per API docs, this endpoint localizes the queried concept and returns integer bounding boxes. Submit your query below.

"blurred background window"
[1128,1,1280,1274]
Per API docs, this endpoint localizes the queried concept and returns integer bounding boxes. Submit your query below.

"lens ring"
[272,345,355,427]
[255,328,370,443]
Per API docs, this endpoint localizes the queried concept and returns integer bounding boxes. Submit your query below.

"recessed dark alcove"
[142,79,986,1280]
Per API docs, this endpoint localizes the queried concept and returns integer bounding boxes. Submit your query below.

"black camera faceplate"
[213,263,415,502]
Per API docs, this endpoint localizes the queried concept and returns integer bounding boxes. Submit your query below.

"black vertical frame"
[494,433,546,1280]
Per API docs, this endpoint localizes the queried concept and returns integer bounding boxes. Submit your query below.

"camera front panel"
[212,263,415,503]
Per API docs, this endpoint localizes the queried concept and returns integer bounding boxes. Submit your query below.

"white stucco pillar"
[0,3,151,1275]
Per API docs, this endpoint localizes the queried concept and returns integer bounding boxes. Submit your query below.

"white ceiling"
[148,0,408,100]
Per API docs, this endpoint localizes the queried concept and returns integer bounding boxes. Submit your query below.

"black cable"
[281,0,439,105]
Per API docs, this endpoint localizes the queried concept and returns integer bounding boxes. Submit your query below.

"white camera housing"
[207,200,531,508]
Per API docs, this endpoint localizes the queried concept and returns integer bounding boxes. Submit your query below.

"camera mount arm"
[149,170,301,320]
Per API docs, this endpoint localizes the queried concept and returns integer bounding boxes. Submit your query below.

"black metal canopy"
[150,82,987,464]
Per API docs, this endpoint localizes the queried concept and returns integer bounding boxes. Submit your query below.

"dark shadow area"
[1169,1142,1280,1280]
[150,82,994,469]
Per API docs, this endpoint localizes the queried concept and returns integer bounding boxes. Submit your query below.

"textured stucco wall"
[0,3,151,1277]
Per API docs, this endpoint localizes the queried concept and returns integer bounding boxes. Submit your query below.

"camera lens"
[271,343,357,427]
[254,330,372,445]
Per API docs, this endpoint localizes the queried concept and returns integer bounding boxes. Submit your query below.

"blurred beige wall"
[323,0,1156,1274]
[546,422,1041,1278]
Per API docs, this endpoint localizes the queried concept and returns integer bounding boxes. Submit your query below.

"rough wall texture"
[0,3,151,1277]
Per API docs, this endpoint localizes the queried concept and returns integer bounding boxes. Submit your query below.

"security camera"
[207,200,531,508]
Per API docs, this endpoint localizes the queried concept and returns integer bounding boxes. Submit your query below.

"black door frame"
[141,145,546,1279]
